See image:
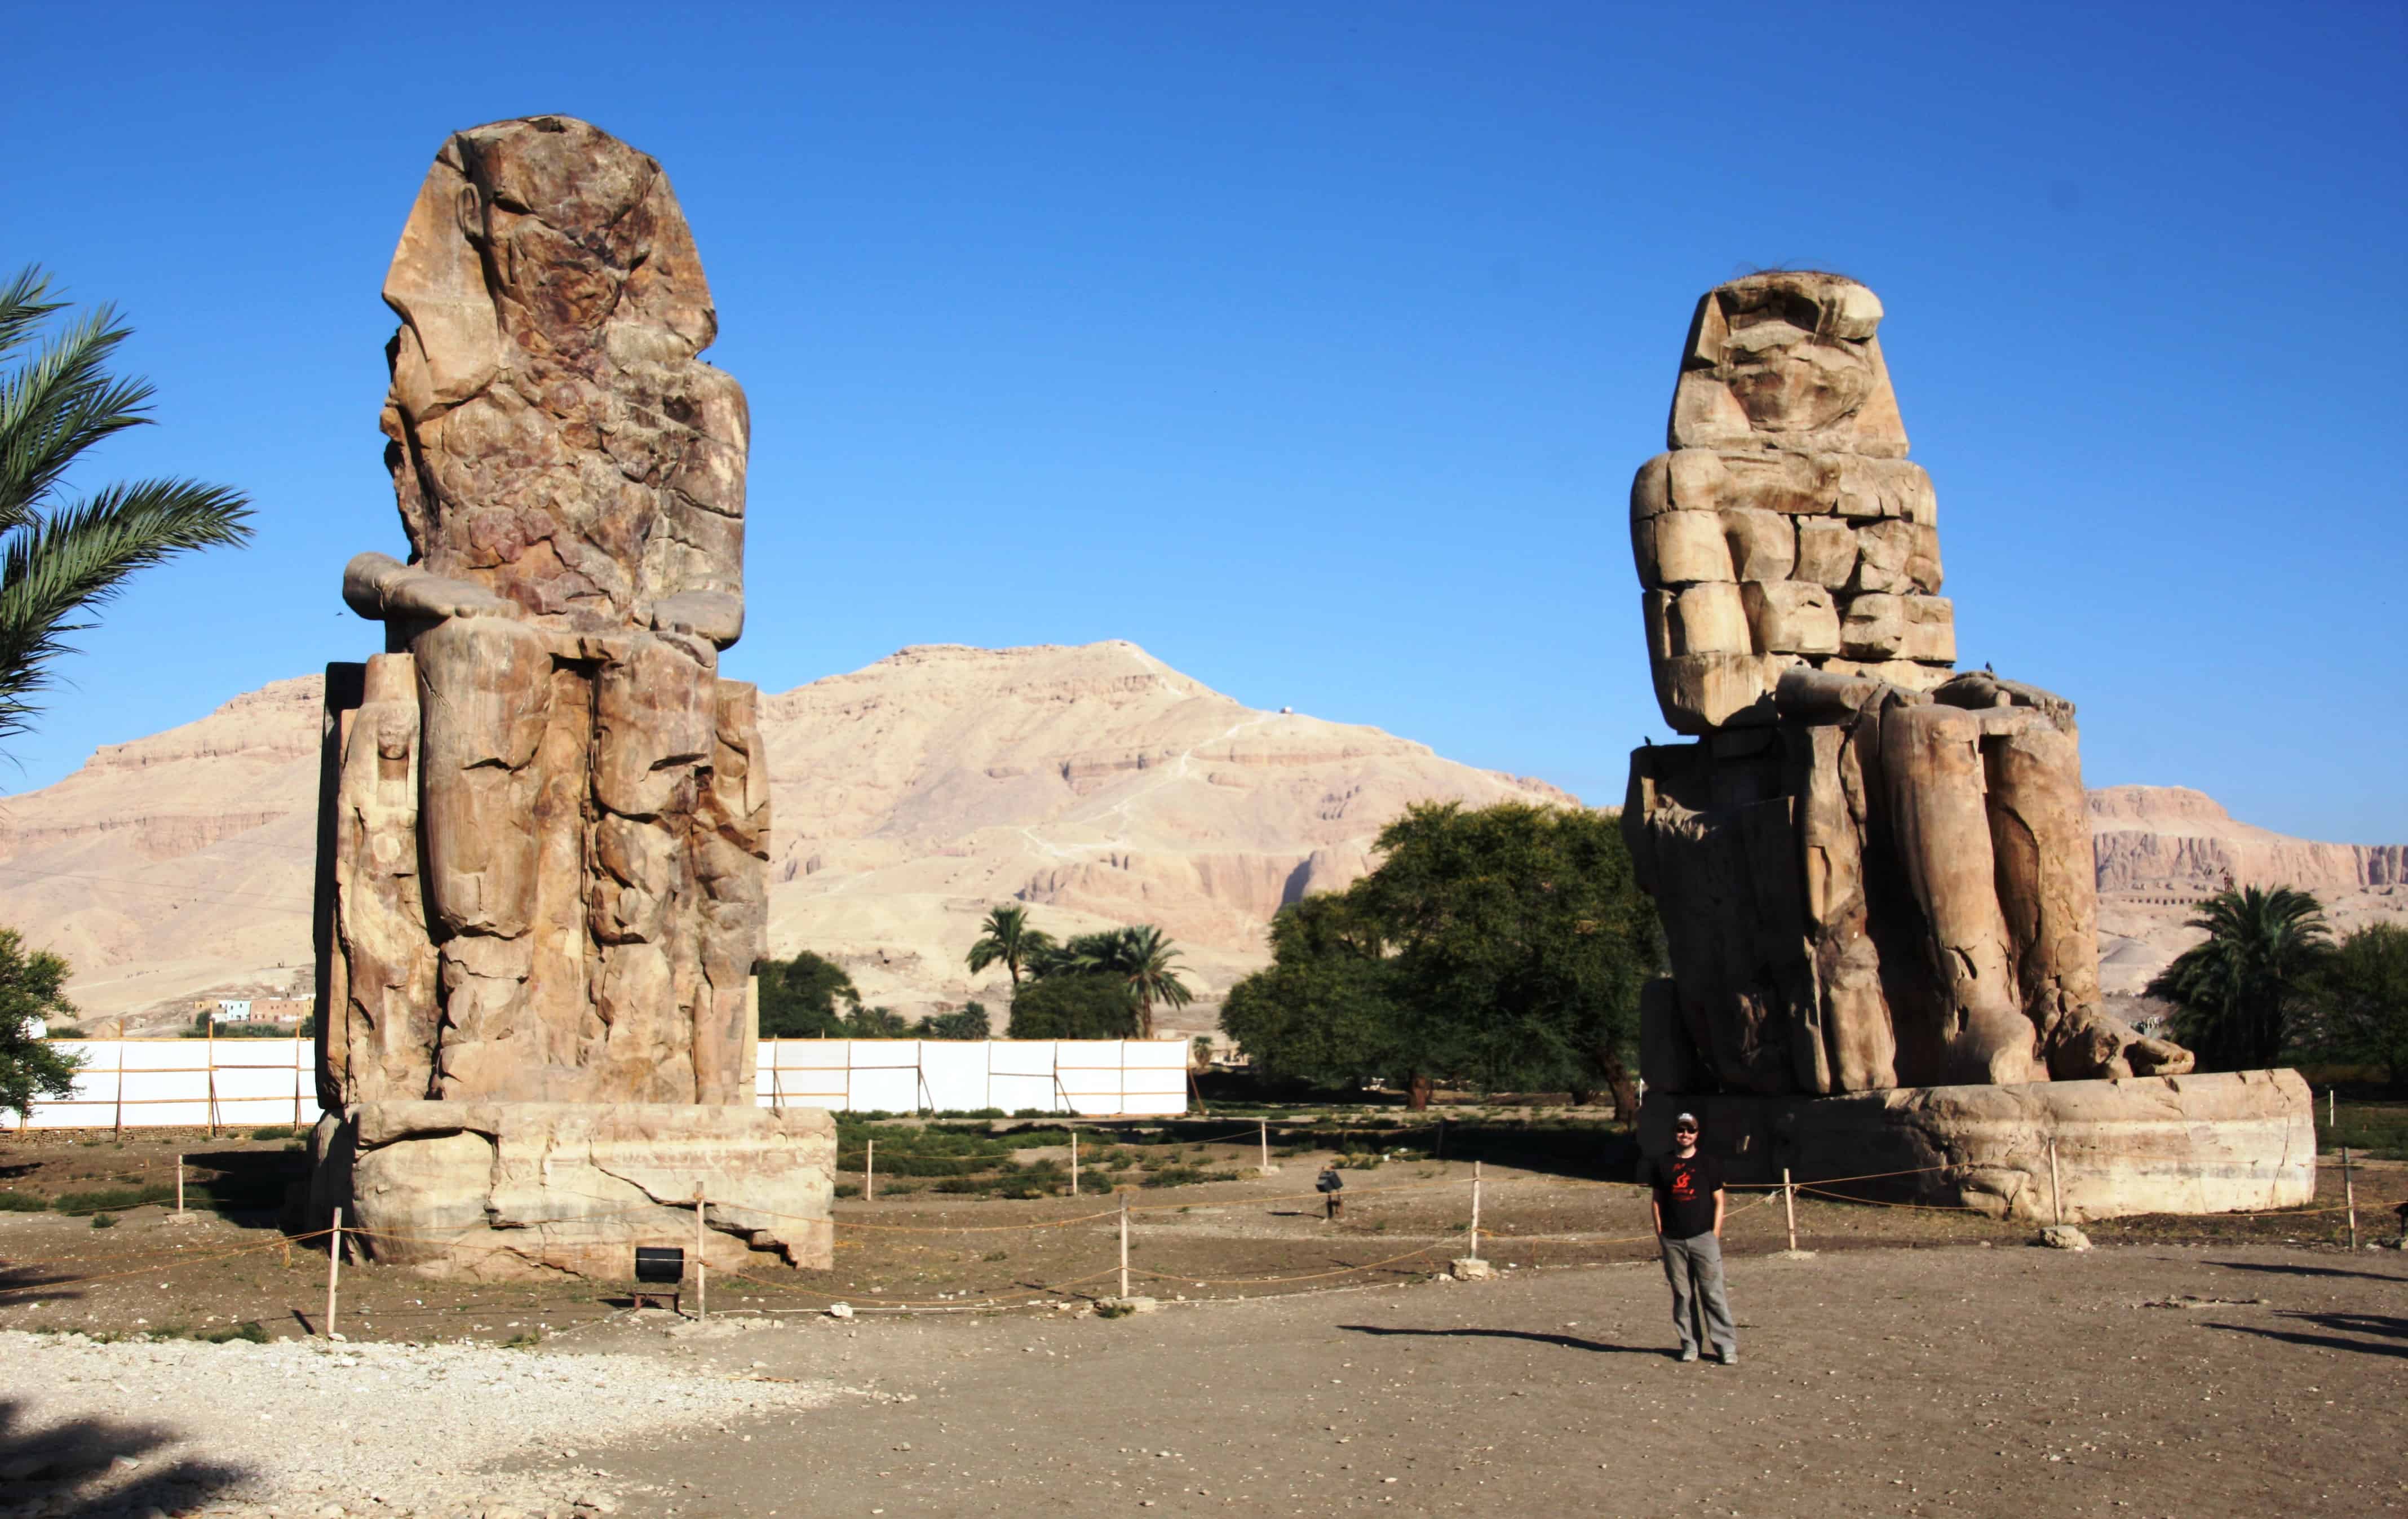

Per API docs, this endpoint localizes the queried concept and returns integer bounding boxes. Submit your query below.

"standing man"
[1644,1111,1736,1365]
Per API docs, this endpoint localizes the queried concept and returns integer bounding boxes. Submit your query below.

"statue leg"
[589,634,716,1103]
[1878,703,2039,1086]
[414,618,552,1100]
[693,680,771,1106]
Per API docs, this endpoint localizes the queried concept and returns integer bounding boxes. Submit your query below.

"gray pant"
[1659,1232,1735,1356]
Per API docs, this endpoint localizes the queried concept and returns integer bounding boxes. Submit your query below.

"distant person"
[1316,1163,1345,1220]
[1643,1111,1734,1365]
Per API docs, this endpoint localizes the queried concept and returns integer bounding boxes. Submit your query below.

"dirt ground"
[4,1128,2404,1517]
[4,1240,2401,1518]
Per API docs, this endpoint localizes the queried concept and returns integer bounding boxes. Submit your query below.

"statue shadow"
[2207,1258,2408,1285]
[2203,1312,2408,1361]
[1,1262,83,1307]
[0,1398,246,1516]
[1339,1323,1659,1356]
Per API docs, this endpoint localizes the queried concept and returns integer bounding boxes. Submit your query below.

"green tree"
[1218,803,1662,1115]
[2303,922,2408,1089]
[2146,886,2332,1070]
[844,1004,911,1039]
[0,268,253,747]
[966,904,1055,988]
[1219,893,1402,1090]
[1007,973,1139,1039]
[1364,801,1661,1113]
[0,927,81,1122]
[1075,924,1193,1040]
[918,1002,991,1040]
[756,949,861,1038]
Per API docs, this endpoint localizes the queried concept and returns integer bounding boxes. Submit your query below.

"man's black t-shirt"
[1644,1150,1724,1240]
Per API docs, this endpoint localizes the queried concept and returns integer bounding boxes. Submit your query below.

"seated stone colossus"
[321,115,769,1116]
[1621,272,2191,1099]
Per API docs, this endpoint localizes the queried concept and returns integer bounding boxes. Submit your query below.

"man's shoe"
[1676,1347,1699,1363]
[1715,1348,1738,1366]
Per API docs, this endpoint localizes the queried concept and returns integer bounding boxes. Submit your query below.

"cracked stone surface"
[1615,276,2280,1211]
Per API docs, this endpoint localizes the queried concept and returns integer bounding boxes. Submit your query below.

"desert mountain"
[2088,786,2407,997]
[0,642,1569,1032]
[2,643,2398,1034]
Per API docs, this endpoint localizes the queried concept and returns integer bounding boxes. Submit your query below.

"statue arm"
[342,552,513,623]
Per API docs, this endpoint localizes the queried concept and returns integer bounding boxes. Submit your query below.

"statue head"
[375,117,747,636]
[1668,272,1907,457]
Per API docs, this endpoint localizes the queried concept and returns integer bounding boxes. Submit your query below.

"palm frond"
[0,300,153,529]
[0,267,69,360]
[0,478,253,739]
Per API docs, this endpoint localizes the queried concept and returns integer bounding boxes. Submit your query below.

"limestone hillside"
[3,642,2397,1032]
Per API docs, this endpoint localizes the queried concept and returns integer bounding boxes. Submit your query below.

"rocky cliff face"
[2090,785,2408,897]
[2087,785,2408,998]
[0,642,1566,1028]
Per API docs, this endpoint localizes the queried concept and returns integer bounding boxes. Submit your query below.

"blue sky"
[2,2,2401,840]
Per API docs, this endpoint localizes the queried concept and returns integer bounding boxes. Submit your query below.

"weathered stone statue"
[1622,273,2309,1220]
[313,117,828,1277]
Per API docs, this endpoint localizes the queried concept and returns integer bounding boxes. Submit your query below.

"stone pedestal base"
[311,1101,835,1280]
[1638,1069,2313,1223]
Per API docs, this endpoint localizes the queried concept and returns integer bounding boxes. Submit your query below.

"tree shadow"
[2203,1317,2408,1360]
[0,1398,246,1516]
[1339,1323,1660,1355]
[2208,1259,2408,1285]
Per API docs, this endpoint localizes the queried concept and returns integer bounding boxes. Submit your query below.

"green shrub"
[248,1125,296,1141]
[0,1192,46,1212]
[1140,1166,1237,1189]
[833,1183,862,1199]
[54,1184,174,1214]
[202,1321,269,1344]
[90,1212,118,1228]
[1095,1299,1136,1319]
[931,1176,988,1194]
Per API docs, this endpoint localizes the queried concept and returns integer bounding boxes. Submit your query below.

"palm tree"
[966,902,1055,987]
[2145,885,2331,1070]
[0,267,251,747]
[1088,924,1193,1041]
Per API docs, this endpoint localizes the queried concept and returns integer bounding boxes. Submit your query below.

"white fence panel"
[915,1042,990,1111]
[3,1038,1190,1128]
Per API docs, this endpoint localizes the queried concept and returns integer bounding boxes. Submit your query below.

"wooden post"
[205,1017,218,1138]
[2328,1086,2336,1135]
[324,1206,343,1338]
[1259,1118,1269,1173]
[1782,1166,1797,1253]
[1070,1126,1079,1197]
[176,1154,185,1216]
[693,1186,709,1320]
[2343,1146,2357,1251]
[1436,1117,1446,1161]
[1118,1190,1130,1300]
[1469,1160,1482,1262]
[865,1138,876,1202]
[2048,1139,2064,1225]
[112,1041,124,1140]
[293,1034,305,1131]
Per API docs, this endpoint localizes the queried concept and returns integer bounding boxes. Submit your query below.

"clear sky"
[3,2,2401,842]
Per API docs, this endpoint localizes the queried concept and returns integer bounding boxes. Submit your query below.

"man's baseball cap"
[1672,1113,1699,1128]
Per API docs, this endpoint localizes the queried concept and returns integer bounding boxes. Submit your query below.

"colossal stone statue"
[1621,274,2311,1221]
[313,117,827,1277]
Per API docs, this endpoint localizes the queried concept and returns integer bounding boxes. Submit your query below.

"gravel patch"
[0,1327,847,1518]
